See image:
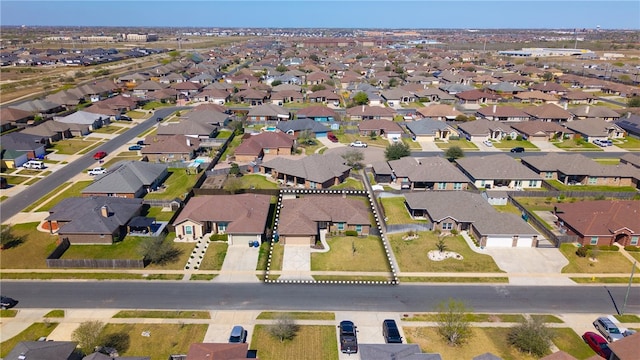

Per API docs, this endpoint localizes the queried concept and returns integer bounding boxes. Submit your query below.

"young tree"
[353,91,369,105]
[270,80,282,87]
[444,146,464,161]
[268,314,298,342]
[435,298,472,346]
[311,84,326,91]
[72,320,105,354]
[228,162,241,177]
[0,226,26,250]
[139,234,182,265]
[508,318,554,357]
[275,64,288,72]
[627,96,640,107]
[436,238,447,253]
[224,177,243,194]
[385,142,411,161]
[341,149,365,170]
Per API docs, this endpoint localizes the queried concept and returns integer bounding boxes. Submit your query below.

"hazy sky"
[1,1,639,29]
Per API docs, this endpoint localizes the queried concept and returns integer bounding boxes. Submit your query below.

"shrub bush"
[345,230,358,237]
[449,135,460,141]
[584,245,619,251]
[576,246,588,258]
[624,245,640,252]
[210,234,229,242]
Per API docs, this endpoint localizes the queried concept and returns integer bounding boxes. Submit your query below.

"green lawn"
[250,325,338,360]
[389,232,503,273]
[216,130,233,139]
[44,310,65,318]
[380,196,424,225]
[338,133,394,148]
[92,125,124,134]
[436,139,478,150]
[615,314,640,322]
[263,242,284,272]
[0,222,59,269]
[550,328,596,360]
[144,168,201,200]
[2,175,29,185]
[126,110,147,119]
[50,138,101,155]
[546,179,638,192]
[531,315,564,323]
[141,205,176,222]
[100,323,207,360]
[0,272,183,280]
[615,136,640,149]
[220,135,243,159]
[553,139,603,151]
[329,177,364,190]
[0,322,60,357]
[311,235,391,272]
[113,310,210,319]
[61,238,145,260]
[198,241,228,270]
[0,309,18,317]
[559,243,634,273]
[36,180,93,211]
[230,174,279,190]
[492,139,539,150]
[403,313,526,322]
[256,312,335,320]
[142,101,173,110]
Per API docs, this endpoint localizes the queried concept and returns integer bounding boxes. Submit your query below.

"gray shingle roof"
[455,154,540,180]
[46,197,142,234]
[563,118,623,137]
[406,119,453,135]
[359,344,442,360]
[261,154,350,183]
[5,341,78,360]
[276,118,330,134]
[82,161,168,195]
[521,153,639,178]
[389,156,469,182]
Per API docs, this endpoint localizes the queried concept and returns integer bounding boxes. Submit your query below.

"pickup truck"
[339,320,358,354]
[88,167,107,176]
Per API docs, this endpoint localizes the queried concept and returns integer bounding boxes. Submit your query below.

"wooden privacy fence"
[46,237,145,269]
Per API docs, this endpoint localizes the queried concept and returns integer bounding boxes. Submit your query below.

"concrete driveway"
[279,245,313,281]
[481,247,572,285]
[335,311,406,360]
[213,245,261,283]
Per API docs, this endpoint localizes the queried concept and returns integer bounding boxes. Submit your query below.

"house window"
[310,181,317,189]
[337,223,345,231]
[437,183,446,190]
[528,180,537,187]
[631,236,639,246]
[545,172,553,179]
[185,226,192,235]
[218,223,227,233]
[356,225,362,233]
[442,223,453,230]
[590,237,598,245]
[588,177,597,185]
[453,183,462,190]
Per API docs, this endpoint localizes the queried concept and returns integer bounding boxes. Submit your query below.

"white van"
[22,160,45,169]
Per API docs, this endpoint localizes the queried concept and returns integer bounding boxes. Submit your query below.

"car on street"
[1,296,17,309]
[118,115,132,121]
[483,140,493,147]
[582,331,612,359]
[228,325,247,343]
[128,145,143,151]
[22,160,45,169]
[510,147,525,153]
[93,151,108,160]
[156,117,163,122]
[338,320,358,354]
[349,141,368,148]
[382,319,403,343]
[88,167,107,176]
[593,316,624,342]
[327,132,339,143]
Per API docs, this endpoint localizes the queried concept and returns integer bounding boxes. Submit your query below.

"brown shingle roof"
[278,196,371,236]
[555,200,640,236]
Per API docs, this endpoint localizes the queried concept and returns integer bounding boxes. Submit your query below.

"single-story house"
[346,105,396,121]
[523,103,573,122]
[615,113,640,138]
[520,153,639,187]
[20,121,73,143]
[53,110,111,135]
[296,105,338,122]
[509,121,573,141]
[555,200,640,247]
[387,156,470,190]
[5,341,82,360]
[246,103,290,121]
[276,118,330,138]
[457,119,514,141]
[172,194,271,244]
[141,134,201,163]
[359,343,442,360]
[358,119,404,140]
[185,343,255,360]
[234,131,294,163]
[406,118,458,142]
[476,105,530,122]
[415,104,464,121]
[0,107,32,128]
[260,154,351,189]
[277,194,372,245]
[45,196,143,244]
[380,88,416,109]
[455,154,543,189]
[563,118,625,143]
[569,105,621,122]
[404,191,540,247]
[0,132,47,163]
[81,161,169,198]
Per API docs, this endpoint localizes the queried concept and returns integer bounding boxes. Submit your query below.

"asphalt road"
[2,282,639,314]
[0,107,186,222]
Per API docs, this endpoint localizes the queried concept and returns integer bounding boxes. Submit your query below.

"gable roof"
[278,195,371,236]
[247,103,289,118]
[406,118,454,135]
[359,343,442,360]
[509,120,569,136]
[82,161,168,195]
[358,119,403,133]
[416,104,463,119]
[521,153,638,178]
[346,105,397,117]
[555,200,640,236]
[388,156,469,183]
[46,197,143,234]
[457,119,511,136]
[0,132,46,151]
[523,103,572,120]
[142,134,200,154]
[173,194,271,234]
[186,342,251,360]
[5,341,78,360]
[607,332,640,360]
[235,132,294,156]
[563,118,623,137]
[296,105,338,118]
[261,154,350,183]
[456,154,540,180]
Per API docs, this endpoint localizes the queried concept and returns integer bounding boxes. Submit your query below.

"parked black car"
[1,296,17,309]
[382,319,403,343]
[338,320,358,354]
[510,147,525,153]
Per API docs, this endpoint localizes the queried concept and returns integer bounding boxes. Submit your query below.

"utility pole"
[621,261,636,315]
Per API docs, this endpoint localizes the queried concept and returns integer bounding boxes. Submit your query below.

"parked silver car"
[593,316,624,342]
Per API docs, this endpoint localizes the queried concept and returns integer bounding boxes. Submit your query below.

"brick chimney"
[100,205,109,217]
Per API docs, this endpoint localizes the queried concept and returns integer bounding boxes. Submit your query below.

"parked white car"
[88,167,107,176]
[22,160,45,169]
[350,141,368,148]
[483,140,493,147]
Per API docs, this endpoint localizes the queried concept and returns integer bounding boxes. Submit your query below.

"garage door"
[516,237,533,248]
[229,234,258,246]
[283,236,311,245]
[485,237,513,247]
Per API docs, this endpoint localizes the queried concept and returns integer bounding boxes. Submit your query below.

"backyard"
[380,196,429,225]
[224,174,279,190]
[311,235,391,272]
[388,232,503,273]
[144,168,202,200]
